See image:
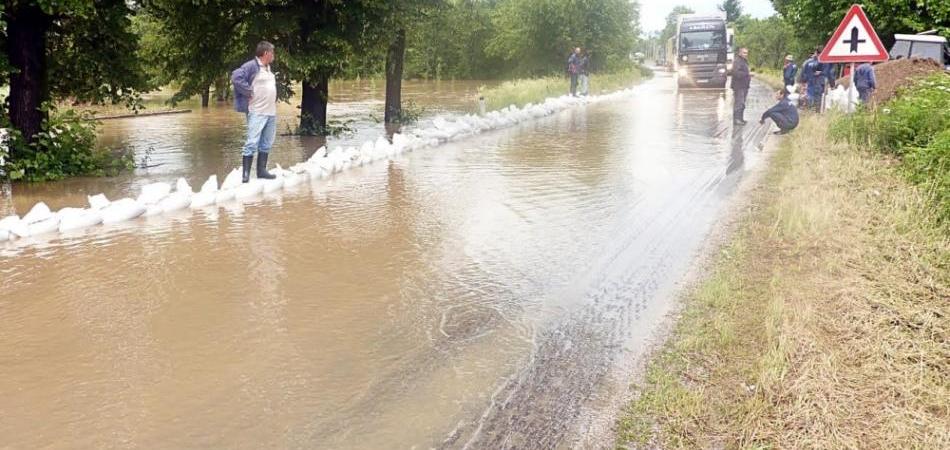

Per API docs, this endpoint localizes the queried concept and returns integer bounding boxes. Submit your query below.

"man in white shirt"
[231,41,278,182]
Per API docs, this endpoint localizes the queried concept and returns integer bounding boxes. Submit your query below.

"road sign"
[818,4,888,63]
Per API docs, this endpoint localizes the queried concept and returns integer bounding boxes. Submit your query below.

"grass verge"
[753,67,785,90]
[615,114,950,449]
[479,66,649,111]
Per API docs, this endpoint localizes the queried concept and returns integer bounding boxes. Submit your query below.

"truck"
[672,13,729,88]
[889,33,950,70]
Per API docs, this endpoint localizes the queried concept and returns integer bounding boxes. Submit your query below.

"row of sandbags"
[1,88,637,244]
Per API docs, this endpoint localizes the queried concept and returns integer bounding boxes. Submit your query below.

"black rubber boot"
[241,155,253,183]
[257,152,276,180]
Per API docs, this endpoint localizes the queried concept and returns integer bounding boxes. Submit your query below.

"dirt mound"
[837,58,944,104]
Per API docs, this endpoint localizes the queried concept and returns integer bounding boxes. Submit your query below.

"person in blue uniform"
[853,62,877,103]
[760,89,799,134]
[799,47,836,111]
[782,55,798,87]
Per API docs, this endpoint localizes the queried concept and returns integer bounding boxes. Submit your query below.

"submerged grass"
[615,114,950,449]
[479,66,647,111]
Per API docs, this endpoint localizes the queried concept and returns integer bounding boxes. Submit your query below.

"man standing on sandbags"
[231,41,278,183]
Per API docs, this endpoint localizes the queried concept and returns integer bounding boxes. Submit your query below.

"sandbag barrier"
[0,88,639,246]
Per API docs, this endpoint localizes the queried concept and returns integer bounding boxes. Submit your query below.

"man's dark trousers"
[733,88,748,122]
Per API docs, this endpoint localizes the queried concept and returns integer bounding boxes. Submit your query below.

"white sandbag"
[22,202,53,224]
[59,208,103,232]
[137,182,172,205]
[101,198,146,224]
[27,217,60,236]
[0,215,28,239]
[160,192,192,212]
[235,179,263,199]
[175,177,193,194]
[143,203,164,217]
[220,168,242,190]
[88,193,110,210]
[190,191,216,209]
[215,189,236,204]
[199,174,219,194]
[262,178,284,193]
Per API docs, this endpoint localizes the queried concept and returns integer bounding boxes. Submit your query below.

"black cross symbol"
[843,26,866,53]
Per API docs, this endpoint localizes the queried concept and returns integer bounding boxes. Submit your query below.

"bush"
[2,104,134,181]
[832,73,950,221]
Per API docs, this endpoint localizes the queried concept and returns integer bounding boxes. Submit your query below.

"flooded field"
[0,73,775,448]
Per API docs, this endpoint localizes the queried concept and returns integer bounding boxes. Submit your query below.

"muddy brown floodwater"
[0,73,774,448]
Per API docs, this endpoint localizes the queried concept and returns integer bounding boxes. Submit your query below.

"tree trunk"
[214,75,229,102]
[200,84,210,108]
[300,75,329,134]
[6,4,52,146]
[384,29,407,124]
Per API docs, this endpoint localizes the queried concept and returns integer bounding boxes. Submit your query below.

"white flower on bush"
[882,108,891,114]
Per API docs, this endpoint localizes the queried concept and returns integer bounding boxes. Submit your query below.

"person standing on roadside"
[782,55,798,88]
[853,62,876,104]
[578,50,591,96]
[799,47,835,112]
[731,47,752,125]
[567,47,581,96]
[231,41,278,183]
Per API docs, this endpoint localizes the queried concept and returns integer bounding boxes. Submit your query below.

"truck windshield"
[891,40,944,63]
[680,30,725,51]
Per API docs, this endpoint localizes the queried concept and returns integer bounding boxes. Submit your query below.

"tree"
[1,0,148,147]
[404,0,504,79]
[718,0,743,22]
[736,16,812,69]
[660,5,694,45]
[377,0,442,124]
[771,0,950,47]
[487,0,640,76]
[258,1,389,134]
[137,1,253,108]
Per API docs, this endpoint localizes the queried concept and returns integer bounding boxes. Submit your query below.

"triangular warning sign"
[819,4,888,63]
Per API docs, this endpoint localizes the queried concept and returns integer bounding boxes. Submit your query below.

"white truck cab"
[889,33,950,70]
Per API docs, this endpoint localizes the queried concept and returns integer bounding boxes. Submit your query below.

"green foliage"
[2,104,133,181]
[718,0,743,22]
[832,74,950,221]
[45,0,150,108]
[771,0,950,45]
[659,5,694,46]
[486,0,640,76]
[736,16,815,70]
[404,0,506,79]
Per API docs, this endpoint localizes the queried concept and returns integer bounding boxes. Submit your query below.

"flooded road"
[0,72,775,448]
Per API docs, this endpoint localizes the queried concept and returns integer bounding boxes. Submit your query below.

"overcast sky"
[640,0,776,33]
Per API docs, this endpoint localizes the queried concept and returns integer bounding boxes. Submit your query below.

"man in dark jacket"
[782,55,798,87]
[760,89,799,134]
[731,47,752,125]
[853,62,876,103]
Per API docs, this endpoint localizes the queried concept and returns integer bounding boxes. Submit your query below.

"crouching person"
[231,41,278,183]
[760,89,799,135]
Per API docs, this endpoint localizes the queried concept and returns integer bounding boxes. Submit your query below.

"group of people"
[567,47,591,96]
[731,46,798,134]
[732,45,877,136]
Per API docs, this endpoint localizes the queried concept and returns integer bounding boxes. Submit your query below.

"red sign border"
[818,4,889,63]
